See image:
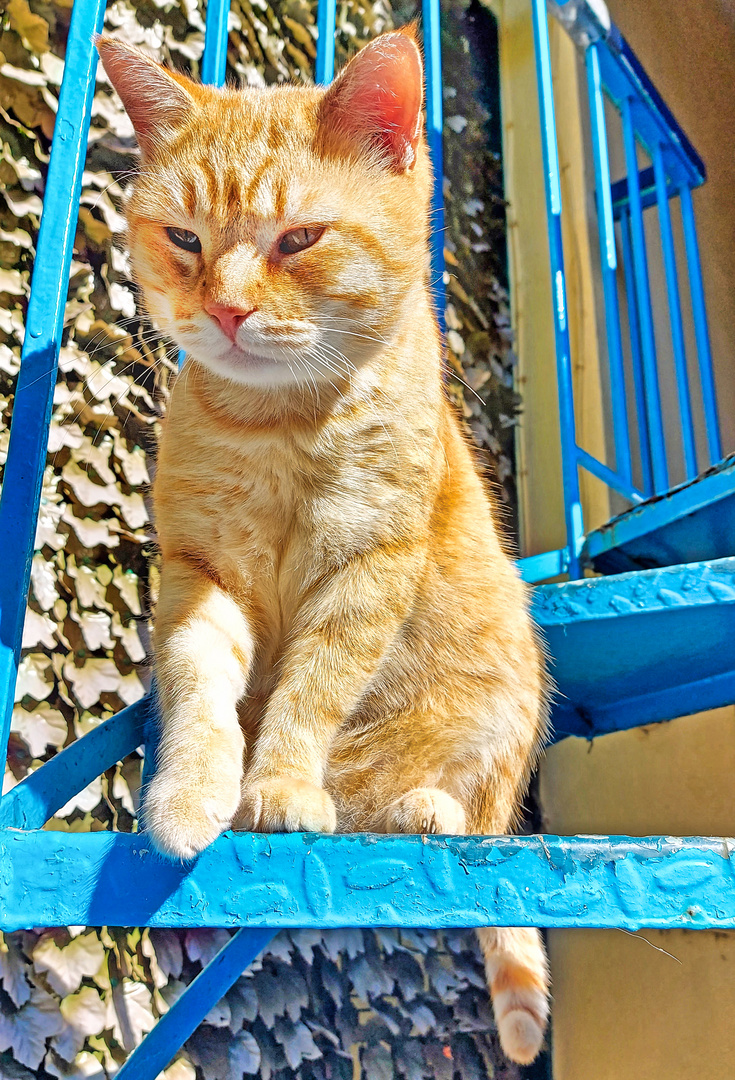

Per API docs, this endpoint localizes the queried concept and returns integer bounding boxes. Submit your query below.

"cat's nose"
[205,302,256,342]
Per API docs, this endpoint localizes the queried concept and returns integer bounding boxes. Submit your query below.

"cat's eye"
[166,227,202,253]
[278,226,325,256]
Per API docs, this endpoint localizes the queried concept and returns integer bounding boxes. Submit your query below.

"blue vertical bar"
[585,44,632,487]
[620,95,668,492]
[179,0,231,370]
[0,0,108,771]
[315,0,336,85]
[531,0,583,577]
[422,0,446,332]
[620,208,654,496]
[652,143,697,479]
[201,0,230,86]
[680,183,721,465]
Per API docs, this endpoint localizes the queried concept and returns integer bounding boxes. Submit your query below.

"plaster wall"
[540,709,735,1080]
[491,1,735,1075]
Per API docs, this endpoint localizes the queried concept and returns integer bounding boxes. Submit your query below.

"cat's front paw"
[237,777,337,833]
[385,787,467,834]
[144,758,243,860]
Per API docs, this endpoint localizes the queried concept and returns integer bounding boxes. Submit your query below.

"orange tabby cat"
[98,29,550,1064]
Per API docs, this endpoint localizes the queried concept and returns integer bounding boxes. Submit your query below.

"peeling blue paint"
[1,831,733,934]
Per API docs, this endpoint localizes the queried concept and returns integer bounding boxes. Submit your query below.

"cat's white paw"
[143,754,243,860]
[385,787,466,834]
[237,776,337,833]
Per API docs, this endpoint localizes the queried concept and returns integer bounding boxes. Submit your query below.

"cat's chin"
[189,347,304,389]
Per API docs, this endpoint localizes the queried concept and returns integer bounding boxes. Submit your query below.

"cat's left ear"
[318,29,424,173]
[96,36,198,158]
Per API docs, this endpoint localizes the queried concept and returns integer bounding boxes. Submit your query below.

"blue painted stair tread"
[534,556,735,739]
[584,453,735,574]
[0,830,732,933]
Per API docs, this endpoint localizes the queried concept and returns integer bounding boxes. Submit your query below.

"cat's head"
[97,30,432,389]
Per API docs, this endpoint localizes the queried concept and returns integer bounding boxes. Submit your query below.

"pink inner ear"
[327,34,424,170]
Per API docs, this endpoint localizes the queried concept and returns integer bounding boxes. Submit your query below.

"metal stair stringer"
[583,454,735,574]
[535,556,735,740]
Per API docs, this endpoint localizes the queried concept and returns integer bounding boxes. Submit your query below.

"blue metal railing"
[0,0,108,764]
[521,0,723,582]
[0,0,723,727]
[0,0,446,799]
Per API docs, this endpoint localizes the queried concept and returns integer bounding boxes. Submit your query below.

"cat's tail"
[476,926,550,1065]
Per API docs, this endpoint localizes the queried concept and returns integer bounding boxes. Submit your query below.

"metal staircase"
[0,0,733,1076]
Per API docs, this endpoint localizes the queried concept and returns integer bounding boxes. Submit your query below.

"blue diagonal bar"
[653,143,697,479]
[115,928,277,1080]
[586,43,632,488]
[680,184,721,466]
[0,0,107,773]
[620,94,668,492]
[0,698,148,830]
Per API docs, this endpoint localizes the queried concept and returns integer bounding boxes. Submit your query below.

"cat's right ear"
[318,30,424,173]
[96,36,197,157]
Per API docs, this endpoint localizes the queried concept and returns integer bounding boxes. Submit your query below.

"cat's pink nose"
[205,302,256,342]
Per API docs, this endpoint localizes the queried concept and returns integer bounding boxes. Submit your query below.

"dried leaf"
[54,986,107,1062]
[6,0,49,53]
[228,1030,261,1076]
[32,934,105,997]
[0,935,32,1007]
[0,985,64,1069]
[108,980,155,1051]
[14,653,54,703]
[45,1049,107,1080]
[11,705,67,757]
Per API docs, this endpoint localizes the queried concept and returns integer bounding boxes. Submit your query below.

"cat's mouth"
[184,335,317,388]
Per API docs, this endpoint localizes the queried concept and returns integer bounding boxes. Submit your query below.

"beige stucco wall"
[541,709,735,1079]
[490,1,735,1076]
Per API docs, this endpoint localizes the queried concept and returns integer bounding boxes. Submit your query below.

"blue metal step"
[534,556,735,740]
[583,454,735,574]
[0,830,732,933]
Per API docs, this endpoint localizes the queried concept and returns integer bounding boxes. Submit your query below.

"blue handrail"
[680,183,721,464]
[520,2,722,582]
[653,142,697,479]
[0,0,108,765]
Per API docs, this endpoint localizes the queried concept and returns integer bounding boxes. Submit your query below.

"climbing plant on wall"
[0,0,522,1075]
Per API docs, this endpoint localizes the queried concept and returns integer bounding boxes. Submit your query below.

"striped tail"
[477,926,550,1065]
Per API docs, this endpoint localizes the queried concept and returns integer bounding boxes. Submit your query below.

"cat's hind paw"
[236,776,337,833]
[385,787,466,834]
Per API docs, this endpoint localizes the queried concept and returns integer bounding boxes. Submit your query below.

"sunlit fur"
[98,30,550,1064]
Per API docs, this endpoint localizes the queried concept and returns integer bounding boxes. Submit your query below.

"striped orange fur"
[98,30,550,1064]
